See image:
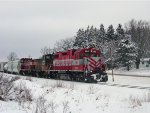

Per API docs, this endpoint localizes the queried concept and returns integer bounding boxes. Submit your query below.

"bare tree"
[7,52,18,73]
[62,101,69,113]
[0,73,17,101]
[41,46,54,55]
[7,52,18,61]
[125,19,150,58]
[54,37,75,52]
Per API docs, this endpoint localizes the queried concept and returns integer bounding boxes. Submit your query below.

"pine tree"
[106,25,115,40]
[116,24,125,40]
[89,26,97,47]
[114,39,137,70]
[73,28,85,48]
[97,24,106,44]
[84,26,90,47]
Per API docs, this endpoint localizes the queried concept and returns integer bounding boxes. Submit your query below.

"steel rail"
[107,73,150,78]
[98,82,150,90]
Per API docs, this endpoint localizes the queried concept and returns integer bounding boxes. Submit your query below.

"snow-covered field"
[0,72,150,113]
[107,64,150,76]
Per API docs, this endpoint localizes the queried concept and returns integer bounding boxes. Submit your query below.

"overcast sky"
[0,0,150,61]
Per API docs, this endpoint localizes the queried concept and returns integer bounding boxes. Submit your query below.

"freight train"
[1,47,108,82]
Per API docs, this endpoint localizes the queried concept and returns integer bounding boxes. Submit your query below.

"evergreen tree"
[73,28,85,48]
[116,24,125,40]
[97,24,106,44]
[88,26,95,43]
[106,25,115,40]
[84,26,90,47]
[84,25,98,48]
[89,26,97,47]
[114,39,137,70]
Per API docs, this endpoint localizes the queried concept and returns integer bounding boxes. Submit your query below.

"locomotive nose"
[84,57,101,72]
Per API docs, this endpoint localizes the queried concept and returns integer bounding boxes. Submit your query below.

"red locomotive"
[3,47,108,82]
[47,47,107,82]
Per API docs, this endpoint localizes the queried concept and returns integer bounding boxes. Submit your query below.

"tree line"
[51,19,150,70]
[8,19,150,70]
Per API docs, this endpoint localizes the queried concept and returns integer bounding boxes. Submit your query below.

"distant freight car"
[0,62,6,72]
[4,58,33,74]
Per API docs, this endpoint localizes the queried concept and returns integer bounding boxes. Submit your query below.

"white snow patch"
[0,72,150,113]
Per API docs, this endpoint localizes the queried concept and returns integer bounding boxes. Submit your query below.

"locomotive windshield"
[91,53,97,57]
[91,50,97,57]
[84,50,90,57]
[84,49,98,57]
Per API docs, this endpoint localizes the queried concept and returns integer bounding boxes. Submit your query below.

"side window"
[80,54,83,59]
[46,55,50,59]
[75,54,78,59]
[91,53,96,57]
[85,50,90,57]
[54,54,59,59]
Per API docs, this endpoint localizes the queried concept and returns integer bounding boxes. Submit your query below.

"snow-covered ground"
[107,74,150,87]
[107,63,150,76]
[0,71,150,113]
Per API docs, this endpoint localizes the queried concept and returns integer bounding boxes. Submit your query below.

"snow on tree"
[86,26,98,48]
[73,28,86,49]
[98,24,106,43]
[95,24,107,53]
[7,52,18,61]
[125,19,150,58]
[7,52,18,73]
[116,24,125,40]
[41,46,53,55]
[114,39,137,70]
[54,37,75,52]
[73,26,99,49]
[106,25,115,40]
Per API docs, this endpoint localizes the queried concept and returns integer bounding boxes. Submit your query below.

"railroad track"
[98,82,150,90]
[107,73,150,78]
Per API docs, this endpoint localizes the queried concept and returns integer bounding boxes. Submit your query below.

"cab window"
[80,54,83,59]
[75,54,78,59]
[91,53,97,57]
[84,50,90,57]
[54,54,59,59]
[91,50,97,57]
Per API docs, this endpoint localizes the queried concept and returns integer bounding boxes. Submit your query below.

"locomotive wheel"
[19,71,23,75]
[100,74,108,82]
[103,75,108,82]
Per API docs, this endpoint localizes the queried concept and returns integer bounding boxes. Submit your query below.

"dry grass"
[52,80,65,88]
[62,100,70,113]
[25,77,32,81]
[15,82,32,107]
[0,73,15,101]
[142,91,150,102]
[34,96,48,113]
[88,85,95,94]
[69,82,75,90]
[49,100,57,113]
[129,95,142,108]
[129,92,150,108]
[10,76,21,82]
